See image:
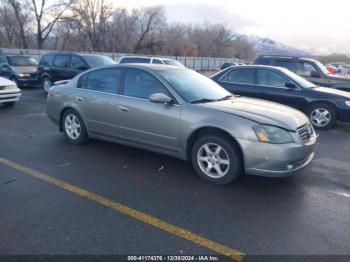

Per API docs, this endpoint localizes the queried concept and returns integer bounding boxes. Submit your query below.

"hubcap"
[197,143,230,179]
[43,79,52,92]
[64,114,81,140]
[310,108,331,127]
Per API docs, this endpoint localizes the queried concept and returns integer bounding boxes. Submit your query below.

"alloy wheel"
[64,114,81,140]
[310,108,331,127]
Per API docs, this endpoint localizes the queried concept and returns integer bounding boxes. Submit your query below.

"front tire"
[307,103,337,130]
[191,135,243,185]
[62,109,89,144]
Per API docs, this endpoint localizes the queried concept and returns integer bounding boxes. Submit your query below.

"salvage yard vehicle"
[47,64,316,185]
[38,52,116,92]
[0,55,39,87]
[119,56,185,68]
[0,77,21,108]
[254,55,350,92]
[211,65,350,130]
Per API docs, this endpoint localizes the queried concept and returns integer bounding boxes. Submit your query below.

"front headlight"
[253,125,294,144]
[345,101,350,107]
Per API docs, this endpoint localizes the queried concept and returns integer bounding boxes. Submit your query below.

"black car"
[254,55,350,92]
[38,53,116,92]
[0,55,40,87]
[211,65,350,129]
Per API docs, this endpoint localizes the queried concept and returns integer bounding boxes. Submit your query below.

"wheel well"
[307,101,339,118]
[186,127,244,164]
[59,107,74,131]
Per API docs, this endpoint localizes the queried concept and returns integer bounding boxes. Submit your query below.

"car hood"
[0,77,16,87]
[313,86,350,99]
[11,66,37,74]
[200,97,308,131]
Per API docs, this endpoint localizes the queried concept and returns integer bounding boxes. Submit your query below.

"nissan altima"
[47,64,316,185]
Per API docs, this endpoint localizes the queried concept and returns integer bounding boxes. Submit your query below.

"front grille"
[297,122,314,143]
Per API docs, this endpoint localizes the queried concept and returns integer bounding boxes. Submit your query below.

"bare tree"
[29,0,73,49]
[133,6,165,54]
[71,0,113,51]
[7,0,30,48]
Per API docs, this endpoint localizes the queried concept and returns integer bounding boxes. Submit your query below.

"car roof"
[225,65,286,70]
[120,56,175,61]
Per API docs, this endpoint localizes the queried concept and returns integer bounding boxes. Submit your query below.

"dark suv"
[0,55,39,87]
[38,53,116,92]
[254,55,350,92]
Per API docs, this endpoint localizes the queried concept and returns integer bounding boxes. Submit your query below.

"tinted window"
[296,62,318,77]
[82,55,115,67]
[40,54,54,66]
[221,68,255,84]
[257,69,289,87]
[272,59,294,70]
[120,57,151,64]
[53,55,70,68]
[80,68,121,94]
[152,59,163,64]
[70,56,87,70]
[123,68,171,99]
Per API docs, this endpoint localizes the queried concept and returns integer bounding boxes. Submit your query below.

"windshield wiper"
[217,95,234,101]
[191,98,217,104]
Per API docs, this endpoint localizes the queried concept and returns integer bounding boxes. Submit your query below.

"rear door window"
[79,68,121,94]
[70,56,87,70]
[53,55,70,68]
[272,59,294,70]
[257,69,289,88]
[0,56,8,66]
[220,68,255,84]
[152,59,163,64]
[40,54,54,66]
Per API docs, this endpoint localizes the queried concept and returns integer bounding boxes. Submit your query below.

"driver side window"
[257,69,289,88]
[296,62,318,77]
[123,69,172,100]
[71,56,87,70]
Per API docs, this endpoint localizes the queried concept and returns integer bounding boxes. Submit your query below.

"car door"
[256,68,305,110]
[74,68,122,136]
[117,68,181,152]
[0,56,11,78]
[218,68,260,98]
[51,54,72,82]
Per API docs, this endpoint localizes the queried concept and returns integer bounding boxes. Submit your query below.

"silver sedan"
[47,64,317,185]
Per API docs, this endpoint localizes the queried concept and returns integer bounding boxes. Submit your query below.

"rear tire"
[191,135,243,185]
[307,103,337,130]
[61,109,89,144]
[3,102,15,108]
[42,76,52,92]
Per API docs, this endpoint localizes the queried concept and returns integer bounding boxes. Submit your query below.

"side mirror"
[285,82,297,89]
[149,93,173,104]
[310,71,321,78]
[77,66,89,71]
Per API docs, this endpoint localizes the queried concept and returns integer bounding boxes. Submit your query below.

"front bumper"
[237,135,316,177]
[0,90,21,103]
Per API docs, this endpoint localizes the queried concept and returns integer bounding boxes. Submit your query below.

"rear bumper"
[16,78,40,87]
[237,136,316,177]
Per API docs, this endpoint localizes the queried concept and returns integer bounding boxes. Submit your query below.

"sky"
[114,0,350,55]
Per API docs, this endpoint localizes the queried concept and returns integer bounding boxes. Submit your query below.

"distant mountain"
[234,34,310,57]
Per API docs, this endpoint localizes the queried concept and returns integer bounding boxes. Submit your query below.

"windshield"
[8,56,38,66]
[82,55,116,67]
[163,59,185,68]
[280,68,316,88]
[159,69,232,103]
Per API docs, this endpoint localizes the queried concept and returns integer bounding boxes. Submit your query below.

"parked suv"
[119,56,185,68]
[254,55,350,92]
[0,55,39,87]
[38,53,116,92]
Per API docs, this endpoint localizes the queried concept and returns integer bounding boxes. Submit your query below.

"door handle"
[75,97,84,102]
[118,105,129,112]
